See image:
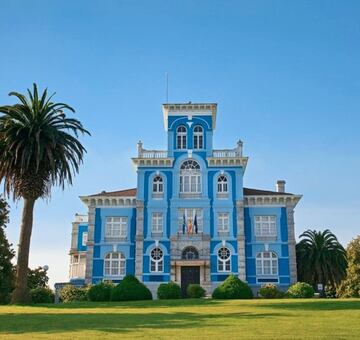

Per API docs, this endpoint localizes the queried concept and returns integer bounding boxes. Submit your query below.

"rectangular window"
[151,212,163,233]
[178,208,203,233]
[255,216,277,237]
[217,213,229,233]
[105,217,127,239]
[82,232,88,246]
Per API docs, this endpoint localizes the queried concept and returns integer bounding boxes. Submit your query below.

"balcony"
[132,141,173,168]
[140,149,168,158]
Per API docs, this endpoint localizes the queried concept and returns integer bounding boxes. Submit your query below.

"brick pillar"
[135,200,144,280]
[286,204,297,283]
[85,206,95,284]
[236,200,246,281]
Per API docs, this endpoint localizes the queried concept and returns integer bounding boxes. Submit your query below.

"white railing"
[141,150,168,158]
[212,149,238,157]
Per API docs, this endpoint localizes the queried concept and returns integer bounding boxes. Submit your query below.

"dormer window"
[193,125,203,149]
[176,125,187,149]
[217,175,228,198]
[152,176,164,199]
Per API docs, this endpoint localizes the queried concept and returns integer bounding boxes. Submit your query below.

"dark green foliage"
[296,229,347,289]
[87,282,114,302]
[259,284,282,299]
[187,284,206,298]
[325,285,337,298]
[30,287,55,303]
[60,285,88,303]
[0,197,15,304]
[337,236,360,298]
[111,275,152,301]
[212,275,253,299]
[287,282,315,298]
[157,282,182,299]
[27,266,49,290]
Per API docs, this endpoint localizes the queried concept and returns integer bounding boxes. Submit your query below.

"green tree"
[27,266,49,290]
[337,236,360,297]
[0,84,89,303]
[0,196,15,304]
[296,229,347,290]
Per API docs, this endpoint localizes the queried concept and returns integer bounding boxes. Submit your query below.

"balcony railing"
[140,150,168,158]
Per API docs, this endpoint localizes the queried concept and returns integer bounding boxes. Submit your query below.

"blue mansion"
[69,102,302,295]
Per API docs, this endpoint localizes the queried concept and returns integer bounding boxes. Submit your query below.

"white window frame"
[150,247,164,273]
[217,175,228,198]
[180,160,201,196]
[69,254,86,279]
[217,213,230,233]
[151,212,163,234]
[152,176,164,198]
[193,125,203,149]
[178,208,203,233]
[256,252,278,276]
[105,217,127,240]
[104,252,126,277]
[176,125,187,149]
[82,232,88,247]
[255,216,277,237]
[217,247,231,272]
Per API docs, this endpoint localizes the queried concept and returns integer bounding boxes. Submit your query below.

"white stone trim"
[132,157,174,168]
[80,196,137,207]
[244,195,302,207]
[207,156,248,168]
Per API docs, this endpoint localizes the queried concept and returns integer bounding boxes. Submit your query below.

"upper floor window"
[152,176,164,199]
[217,175,228,198]
[180,160,201,196]
[217,247,231,272]
[82,232,88,247]
[256,252,278,275]
[182,246,199,260]
[217,213,230,234]
[104,252,126,276]
[105,217,127,240]
[178,208,203,233]
[150,247,164,272]
[176,125,187,149]
[193,125,203,149]
[255,216,277,237]
[151,212,163,234]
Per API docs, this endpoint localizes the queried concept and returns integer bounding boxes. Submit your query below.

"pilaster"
[236,200,246,281]
[286,204,297,283]
[135,200,144,279]
[85,206,95,284]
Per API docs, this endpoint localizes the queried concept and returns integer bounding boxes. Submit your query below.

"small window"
[182,246,199,260]
[217,213,229,234]
[217,175,228,193]
[152,176,164,199]
[176,125,187,149]
[151,212,163,233]
[105,217,127,240]
[150,247,164,272]
[82,232,88,246]
[256,252,278,275]
[193,125,203,149]
[255,216,277,237]
[217,247,231,272]
[104,252,126,276]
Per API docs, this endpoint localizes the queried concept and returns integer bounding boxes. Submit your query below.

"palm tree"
[296,229,347,290]
[0,84,90,303]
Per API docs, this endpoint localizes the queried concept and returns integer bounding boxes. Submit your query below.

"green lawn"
[0,299,360,339]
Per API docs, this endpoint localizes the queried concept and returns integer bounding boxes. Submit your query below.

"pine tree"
[0,196,15,304]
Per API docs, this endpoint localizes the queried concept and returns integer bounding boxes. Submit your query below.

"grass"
[0,299,360,339]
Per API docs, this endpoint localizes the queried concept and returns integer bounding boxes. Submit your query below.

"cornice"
[206,156,248,169]
[131,157,174,168]
[80,195,137,207]
[244,194,302,207]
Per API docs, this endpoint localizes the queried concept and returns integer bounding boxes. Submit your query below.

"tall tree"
[296,229,347,289]
[0,84,89,303]
[0,196,15,304]
[337,235,360,297]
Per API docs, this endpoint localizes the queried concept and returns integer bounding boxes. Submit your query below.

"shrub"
[88,281,114,302]
[30,287,55,303]
[287,282,315,298]
[111,275,152,301]
[187,284,206,298]
[212,275,253,299]
[259,284,282,299]
[60,284,88,303]
[157,282,182,299]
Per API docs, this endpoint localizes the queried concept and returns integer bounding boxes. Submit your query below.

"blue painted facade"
[69,103,301,294]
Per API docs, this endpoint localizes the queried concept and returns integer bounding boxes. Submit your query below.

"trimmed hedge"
[157,282,182,299]
[88,282,114,302]
[60,285,88,303]
[287,282,315,298]
[30,287,55,303]
[212,275,253,299]
[259,284,282,299]
[187,284,206,298]
[111,275,152,301]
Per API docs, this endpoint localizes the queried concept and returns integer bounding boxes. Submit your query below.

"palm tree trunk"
[11,198,36,304]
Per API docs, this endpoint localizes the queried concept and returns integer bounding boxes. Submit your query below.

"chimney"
[276,180,286,193]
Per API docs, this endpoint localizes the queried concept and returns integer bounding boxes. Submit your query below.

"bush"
[30,287,55,303]
[287,282,315,298]
[212,275,253,299]
[88,281,114,302]
[259,284,282,299]
[111,275,152,301]
[60,284,88,303]
[186,284,206,298]
[157,282,182,299]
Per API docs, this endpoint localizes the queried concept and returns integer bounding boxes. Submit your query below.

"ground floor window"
[256,251,278,275]
[104,252,126,276]
[150,247,164,272]
[217,247,231,272]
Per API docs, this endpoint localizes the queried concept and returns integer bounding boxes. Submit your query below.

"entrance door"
[181,266,200,297]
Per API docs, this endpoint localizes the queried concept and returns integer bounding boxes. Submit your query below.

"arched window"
[104,252,126,276]
[256,252,278,275]
[176,125,187,149]
[217,175,228,194]
[182,246,199,260]
[150,247,164,272]
[180,160,201,195]
[217,247,231,272]
[152,176,164,198]
[193,125,203,149]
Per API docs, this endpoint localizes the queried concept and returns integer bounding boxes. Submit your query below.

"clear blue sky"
[1,1,359,286]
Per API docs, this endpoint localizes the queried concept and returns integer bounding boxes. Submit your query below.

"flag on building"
[194,214,198,234]
[182,213,186,234]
